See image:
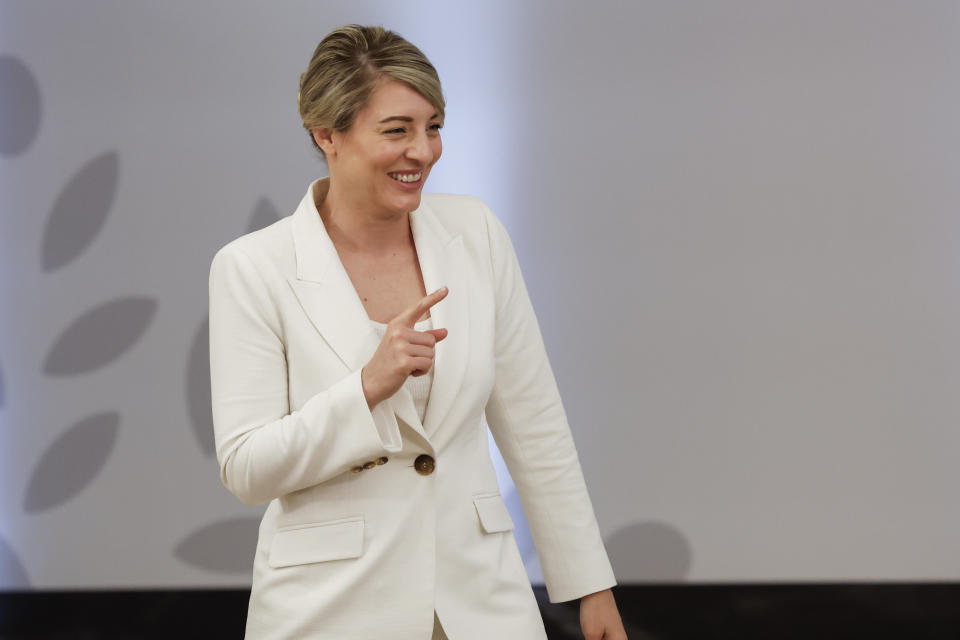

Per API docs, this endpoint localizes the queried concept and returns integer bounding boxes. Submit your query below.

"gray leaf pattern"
[23,412,120,514]
[174,517,260,573]
[187,315,214,456]
[247,197,281,233]
[41,150,119,272]
[44,297,156,376]
[0,55,42,156]
[605,520,693,581]
[0,534,31,588]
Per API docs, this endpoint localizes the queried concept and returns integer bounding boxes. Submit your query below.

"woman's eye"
[383,124,441,135]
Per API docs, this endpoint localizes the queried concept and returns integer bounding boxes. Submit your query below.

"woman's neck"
[317,179,412,255]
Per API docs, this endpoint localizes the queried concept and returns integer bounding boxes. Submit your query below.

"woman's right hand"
[361,287,449,409]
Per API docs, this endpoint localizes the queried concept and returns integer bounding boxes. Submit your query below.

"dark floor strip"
[1,583,958,639]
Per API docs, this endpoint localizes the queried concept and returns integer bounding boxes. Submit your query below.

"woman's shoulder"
[419,192,518,257]
[210,215,296,280]
[418,192,501,237]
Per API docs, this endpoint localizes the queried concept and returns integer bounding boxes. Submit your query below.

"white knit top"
[370,316,434,423]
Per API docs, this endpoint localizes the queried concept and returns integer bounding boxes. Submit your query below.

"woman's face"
[321,78,443,217]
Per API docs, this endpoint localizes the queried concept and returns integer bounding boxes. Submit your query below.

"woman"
[209,25,626,640]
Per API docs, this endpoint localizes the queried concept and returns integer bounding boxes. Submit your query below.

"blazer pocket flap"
[269,517,364,569]
[473,494,515,533]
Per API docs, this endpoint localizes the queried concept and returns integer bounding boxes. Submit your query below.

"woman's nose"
[406,132,433,163]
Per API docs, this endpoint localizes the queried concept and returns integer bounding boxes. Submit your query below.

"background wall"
[1,0,958,589]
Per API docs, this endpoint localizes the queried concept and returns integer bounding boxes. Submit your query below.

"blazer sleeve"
[208,245,402,506]
[480,204,618,603]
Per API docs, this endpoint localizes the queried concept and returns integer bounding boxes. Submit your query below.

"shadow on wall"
[0,536,31,588]
[1,54,40,589]
[0,51,282,588]
[0,55,41,155]
[606,520,693,582]
[0,54,42,421]
[174,517,262,574]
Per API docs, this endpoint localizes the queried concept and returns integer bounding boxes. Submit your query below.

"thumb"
[426,328,448,342]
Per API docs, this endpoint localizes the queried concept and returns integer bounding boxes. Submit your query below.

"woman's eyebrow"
[378,113,441,123]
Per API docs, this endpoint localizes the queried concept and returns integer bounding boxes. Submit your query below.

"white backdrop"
[1,1,958,589]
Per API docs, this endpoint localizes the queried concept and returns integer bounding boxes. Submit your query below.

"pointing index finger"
[395,286,448,327]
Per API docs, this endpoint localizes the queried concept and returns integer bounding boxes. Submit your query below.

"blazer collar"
[288,178,469,443]
[291,178,338,283]
[410,194,469,439]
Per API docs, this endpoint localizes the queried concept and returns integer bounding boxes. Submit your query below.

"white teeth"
[389,172,422,183]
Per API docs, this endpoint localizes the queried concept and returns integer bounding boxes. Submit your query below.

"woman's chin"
[385,192,423,214]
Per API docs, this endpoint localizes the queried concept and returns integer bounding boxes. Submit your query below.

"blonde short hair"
[298,25,445,154]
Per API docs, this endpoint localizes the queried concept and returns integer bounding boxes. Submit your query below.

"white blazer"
[209,178,616,639]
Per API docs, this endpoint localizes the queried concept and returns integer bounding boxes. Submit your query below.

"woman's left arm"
[580,589,628,640]
[479,200,620,604]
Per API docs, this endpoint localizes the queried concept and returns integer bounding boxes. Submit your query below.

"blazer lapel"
[411,201,469,436]
[287,179,425,442]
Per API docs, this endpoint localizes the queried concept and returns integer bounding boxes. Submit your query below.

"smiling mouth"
[388,171,423,183]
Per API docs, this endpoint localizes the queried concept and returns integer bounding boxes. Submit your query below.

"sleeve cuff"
[346,369,403,452]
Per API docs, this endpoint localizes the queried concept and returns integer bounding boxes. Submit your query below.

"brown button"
[350,466,364,473]
[414,454,435,476]
[376,456,388,465]
[362,461,376,470]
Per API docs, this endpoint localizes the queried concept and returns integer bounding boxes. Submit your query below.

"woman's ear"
[312,128,336,157]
